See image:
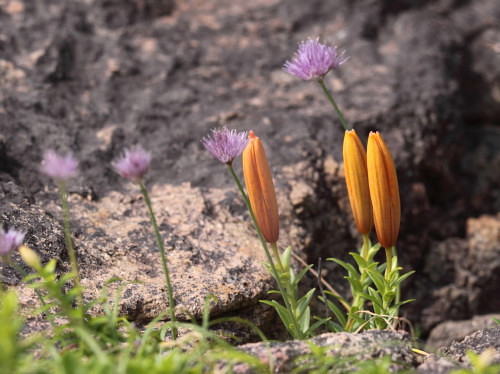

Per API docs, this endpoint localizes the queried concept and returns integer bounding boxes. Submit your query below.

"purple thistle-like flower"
[202,126,248,165]
[112,145,152,183]
[283,37,349,81]
[0,227,25,256]
[41,150,79,181]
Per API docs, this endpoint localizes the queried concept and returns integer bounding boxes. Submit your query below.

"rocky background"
[1,0,499,351]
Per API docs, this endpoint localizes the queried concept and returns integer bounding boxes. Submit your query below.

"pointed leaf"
[306,317,330,336]
[350,252,368,269]
[366,269,386,294]
[292,264,314,288]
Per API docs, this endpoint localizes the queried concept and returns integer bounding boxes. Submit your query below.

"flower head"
[41,150,78,181]
[112,146,152,183]
[0,227,25,256]
[283,37,349,81]
[242,131,279,244]
[202,126,248,165]
[367,132,400,249]
[343,130,373,235]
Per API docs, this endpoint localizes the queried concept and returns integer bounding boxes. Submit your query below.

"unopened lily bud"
[242,131,279,244]
[343,130,373,235]
[367,132,400,248]
[19,245,41,270]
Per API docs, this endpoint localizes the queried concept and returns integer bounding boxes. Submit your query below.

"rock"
[0,181,66,285]
[441,327,500,365]
[0,0,499,342]
[1,178,276,340]
[428,314,500,349]
[416,355,458,374]
[228,330,416,373]
[415,215,500,334]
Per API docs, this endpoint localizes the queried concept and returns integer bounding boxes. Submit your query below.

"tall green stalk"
[318,79,350,131]
[58,181,82,306]
[344,234,371,332]
[139,182,177,340]
[227,164,304,339]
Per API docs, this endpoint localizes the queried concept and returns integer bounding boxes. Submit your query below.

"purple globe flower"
[0,227,25,256]
[202,126,248,165]
[41,150,79,181]
[113,146,152,183]
[283,37,349,81]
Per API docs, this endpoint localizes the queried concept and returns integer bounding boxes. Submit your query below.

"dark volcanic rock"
[441,327,500,365]
[0,0,499,341]
[427,314,500,349]
[415,214,500,334]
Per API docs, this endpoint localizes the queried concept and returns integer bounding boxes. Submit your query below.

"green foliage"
[262,247,328,340]
[322,240,414,332]
[0,265,269,374]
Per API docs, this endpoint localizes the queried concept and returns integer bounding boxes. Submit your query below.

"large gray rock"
[0,0,499,340]
[231,330,416,373]
[428,314,500,349]
[441,327,500,365]
[417,214,500,334]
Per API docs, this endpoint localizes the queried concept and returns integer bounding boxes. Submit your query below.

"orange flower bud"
[343,130,373,235]
[367,132,400,248]
[242,131,279,244]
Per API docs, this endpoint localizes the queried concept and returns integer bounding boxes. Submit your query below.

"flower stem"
[318,79,350,131]
[361,234,370,261]
[139,181,177,340]
[345,234,371,331]
[227,164,304,339]
[270,242,284,273]
[391,246,400,307]
[384,246,393,279]
[58,181,82,306]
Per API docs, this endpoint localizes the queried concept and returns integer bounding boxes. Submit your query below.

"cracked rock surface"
[1,0,499,342]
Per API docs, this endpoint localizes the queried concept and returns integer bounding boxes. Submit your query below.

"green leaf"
[260,300,292,331]
[366,269,386,294]
[331,259,360,279]
[393,270,415,287]
[45,259,57,273]
[306,317,330,336]
[299,307,311,333]
[346,276,363,293]
[366,288,383,313]
[368,242,382,261]
[394,299,416,309]
[281,247,292,271]
[296,289,315,320]
[292,264,314,288]
[325,320,345,333]
[350,252,368,269]
[318,296,347,326]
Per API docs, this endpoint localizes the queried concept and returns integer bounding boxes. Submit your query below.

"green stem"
[227,164,304,339]
[392,246,400,308]
[345,234,371,331]
[58,181,82,306]
[384,247,393,280]
[270,242,284,273]
[361,234,370,261]
[139,182,177,340]
[318,79,350,131]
